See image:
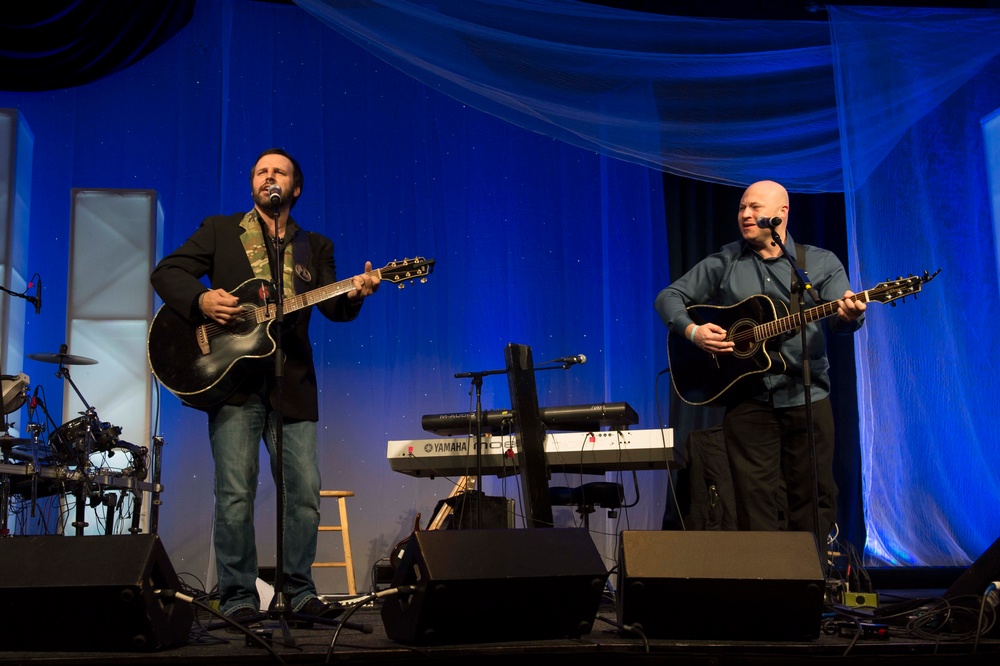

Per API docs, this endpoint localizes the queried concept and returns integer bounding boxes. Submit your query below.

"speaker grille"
[381,528,609,645]
[0,535,194,651]
[616,530,825,640]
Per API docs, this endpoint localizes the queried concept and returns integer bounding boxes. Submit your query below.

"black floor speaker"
[616,530,825,641]
[946,534,1000,599]
[945,534,1000,636]
[380,527,609,645]
[0,534,194,651]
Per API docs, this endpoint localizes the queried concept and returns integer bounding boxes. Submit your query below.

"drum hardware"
[6,344,162,537]
[0,435,32,452]
[50,414,123,461]
[2,372,30,415]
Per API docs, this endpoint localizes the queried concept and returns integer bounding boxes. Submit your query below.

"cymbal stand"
[53,350,100,535]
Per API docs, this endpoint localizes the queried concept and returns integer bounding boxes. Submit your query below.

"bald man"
[655,180,865,541]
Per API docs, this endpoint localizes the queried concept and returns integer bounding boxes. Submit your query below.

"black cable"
[593,613,649,652]
[154,590,288,663]
[653,366,686,531]
[325,587,413,663]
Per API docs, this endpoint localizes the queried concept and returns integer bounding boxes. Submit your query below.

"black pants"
[723,396,837,537]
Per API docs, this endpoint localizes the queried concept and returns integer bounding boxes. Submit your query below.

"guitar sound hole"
[729,319,759,359]
[226,305,259,337]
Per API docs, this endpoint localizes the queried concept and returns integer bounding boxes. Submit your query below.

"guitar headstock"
[380,257,435,288]
[868,268,941,305]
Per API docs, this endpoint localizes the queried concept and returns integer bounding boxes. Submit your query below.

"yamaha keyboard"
[387,428,675,477]
[420,401,639,436]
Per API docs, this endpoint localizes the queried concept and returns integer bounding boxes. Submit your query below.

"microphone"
[267,184,282,206]
[755,216,783,229]
[27,276,41,315]
[554,354,587,366]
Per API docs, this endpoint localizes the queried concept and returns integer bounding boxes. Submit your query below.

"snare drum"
[50,416,122,459]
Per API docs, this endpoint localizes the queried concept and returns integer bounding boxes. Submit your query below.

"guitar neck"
[281,268,381,316]
[760,291,868,340]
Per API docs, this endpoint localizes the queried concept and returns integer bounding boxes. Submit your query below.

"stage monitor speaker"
[616,530,825,641]
[946,534,1000,600]
[0,534,194,651]
[945,534,1000,637]
[380,527,609,645]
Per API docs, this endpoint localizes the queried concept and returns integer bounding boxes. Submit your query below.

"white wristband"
[688,325,700,343]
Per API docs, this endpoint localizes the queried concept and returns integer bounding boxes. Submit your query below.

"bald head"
[738,180,790,253]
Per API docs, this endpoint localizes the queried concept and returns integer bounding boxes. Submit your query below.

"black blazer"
[150,212,361,420]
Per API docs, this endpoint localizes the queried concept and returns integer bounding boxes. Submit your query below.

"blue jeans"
[208,389,322,615]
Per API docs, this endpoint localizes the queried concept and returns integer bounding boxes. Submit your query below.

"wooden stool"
[313,490,357,595]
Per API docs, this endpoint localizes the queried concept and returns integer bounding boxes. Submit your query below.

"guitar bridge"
[196,324,210,355]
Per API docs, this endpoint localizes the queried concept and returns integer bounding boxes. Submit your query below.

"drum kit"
[1,346,150,536]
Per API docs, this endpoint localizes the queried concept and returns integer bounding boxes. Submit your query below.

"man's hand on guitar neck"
[836,289,867,322]
[686,322,734,354]
[348,260,381,302]
[199,288,242,325]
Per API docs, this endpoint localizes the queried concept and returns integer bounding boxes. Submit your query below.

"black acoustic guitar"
[667,269,940,406]
[148,256,434,409]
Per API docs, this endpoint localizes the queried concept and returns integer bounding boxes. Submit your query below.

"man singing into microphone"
[150,148,380,630]
[654,180,865,541]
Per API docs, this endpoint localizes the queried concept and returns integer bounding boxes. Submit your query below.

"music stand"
[504,343,553,528]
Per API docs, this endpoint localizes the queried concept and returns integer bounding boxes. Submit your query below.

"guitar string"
[195,263,423,340]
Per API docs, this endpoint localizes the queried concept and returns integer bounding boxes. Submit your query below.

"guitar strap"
[289,229,313,295]
[789,242,806,317]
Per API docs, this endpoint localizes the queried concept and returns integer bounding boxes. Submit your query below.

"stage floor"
[2,587,997,666]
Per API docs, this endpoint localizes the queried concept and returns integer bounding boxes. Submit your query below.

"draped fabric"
[1,0,998,584]
[294,0,844,192]
[1,1,195,92]
[829,6,1000,566]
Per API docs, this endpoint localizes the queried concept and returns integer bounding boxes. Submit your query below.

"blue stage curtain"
[830,6,1000,566]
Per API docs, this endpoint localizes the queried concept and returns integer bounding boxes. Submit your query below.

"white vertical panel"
[0,109,33,438]
[65,189,161,535]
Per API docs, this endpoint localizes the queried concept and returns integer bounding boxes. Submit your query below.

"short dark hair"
[251,147,303,208]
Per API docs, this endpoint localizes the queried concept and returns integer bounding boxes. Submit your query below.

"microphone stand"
[453,367,507,528]
[266,202,294,645]
[453,359,581,528]
[767,230,824,560]
[1,279,38,443]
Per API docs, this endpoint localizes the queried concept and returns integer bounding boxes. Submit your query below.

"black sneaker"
[293,597,344,628]
[225,607,263,633]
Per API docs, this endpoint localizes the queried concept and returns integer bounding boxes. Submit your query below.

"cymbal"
[27,352,98,366]
[0,436,32,449]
